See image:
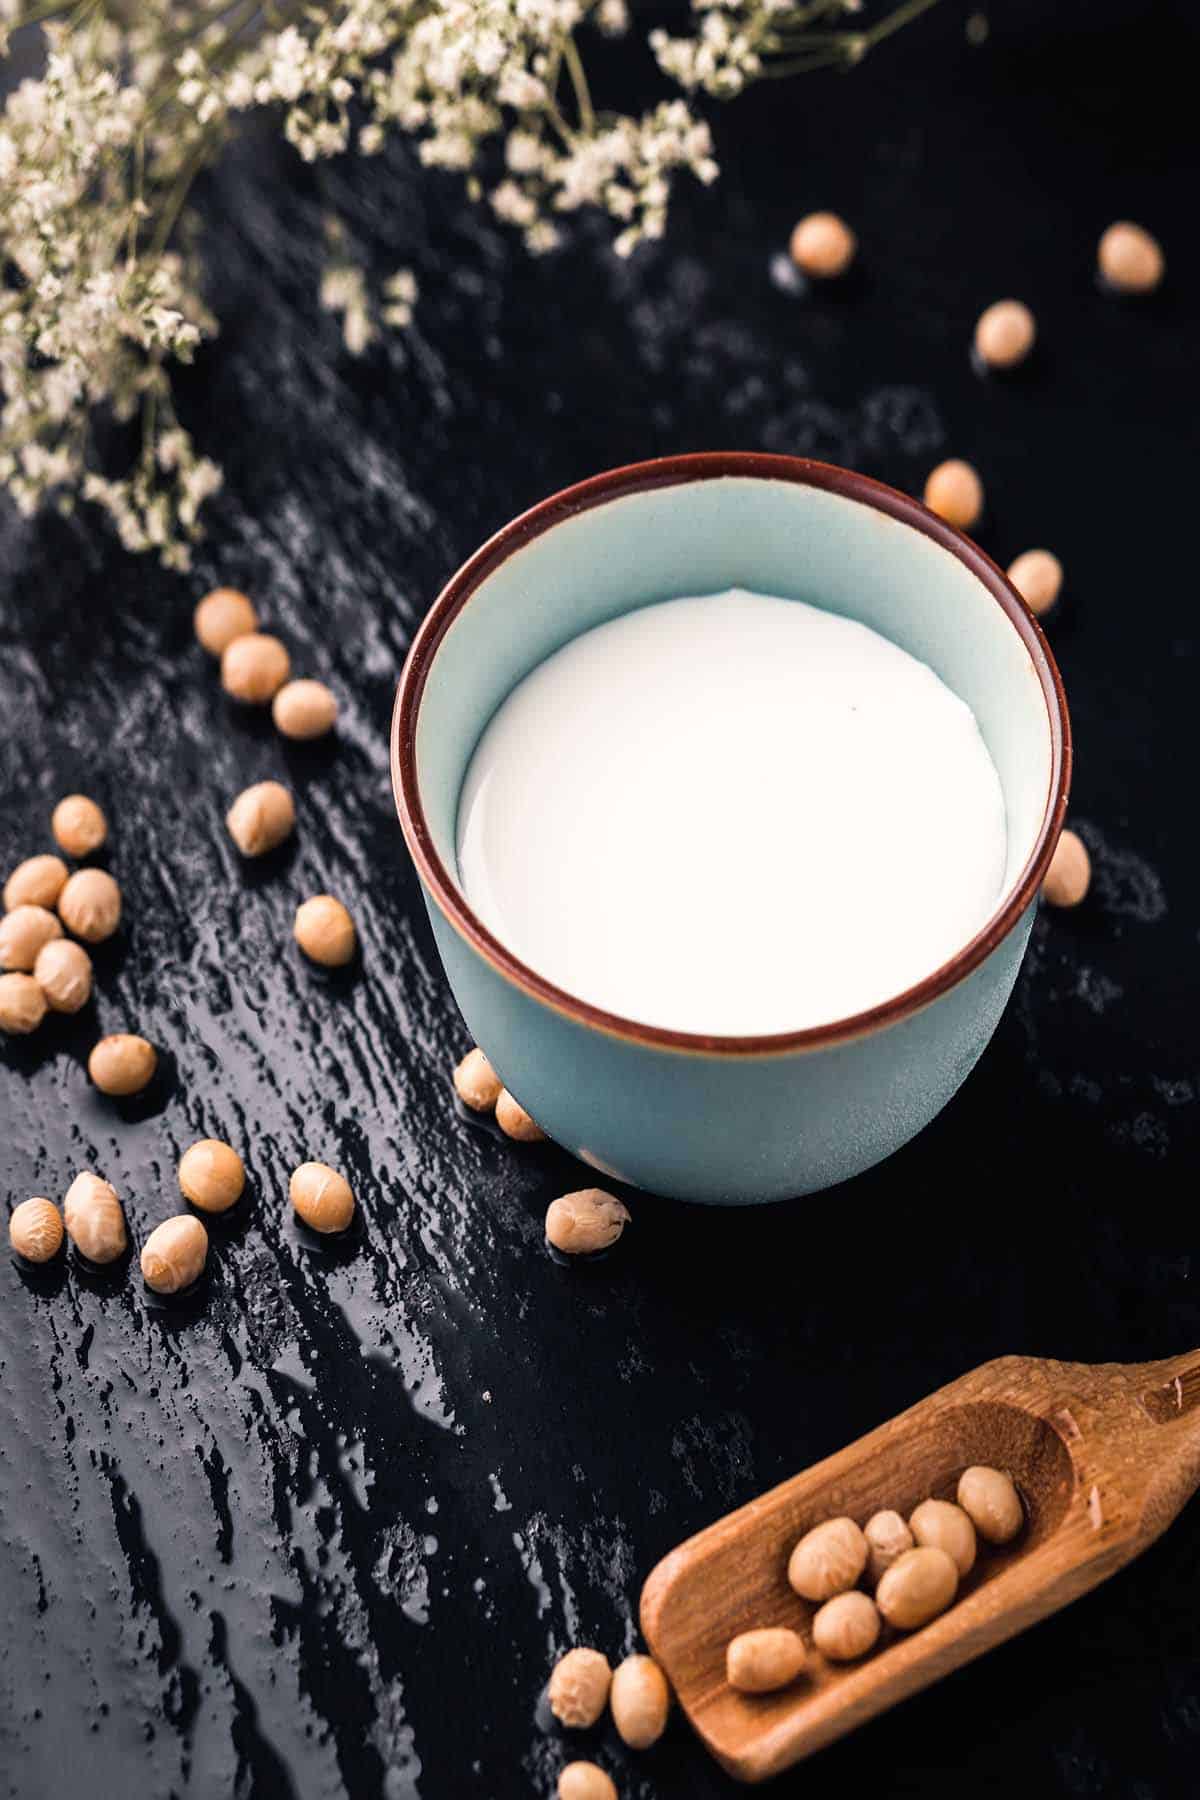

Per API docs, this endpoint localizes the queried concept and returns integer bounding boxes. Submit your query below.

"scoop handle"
[1092,1350,1200,1546]
[1138,1353,1200,1425]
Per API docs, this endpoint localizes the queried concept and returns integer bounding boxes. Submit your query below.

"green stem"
[760,45,858,76]
[141,381,158,471]
[148,132,212,257]
[157,0,261,54]
[8,0,71,32]
[782,0,853,21]
[561,33,594,133]
[859,0,940,50]
[770,30,863,47]
[766,0,939,76]
[126,128,145,266]
[142,0,269,125]
[538,43,573,147]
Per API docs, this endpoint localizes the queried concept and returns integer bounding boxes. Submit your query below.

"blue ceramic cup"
[392,453,1070,1203]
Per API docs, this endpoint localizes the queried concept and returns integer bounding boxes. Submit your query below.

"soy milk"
[456,589,1007,1035]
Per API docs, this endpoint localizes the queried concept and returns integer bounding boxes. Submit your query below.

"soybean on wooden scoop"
[640,1349,1200,1783]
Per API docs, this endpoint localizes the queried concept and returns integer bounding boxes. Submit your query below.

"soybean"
[273,679,338,740]
[547,1647,612,1728]
[34,938,93,1013]
[290,1161,355,1234]
[62,1170,127,1264]
[876,1545,959,1630]
[141,1214,208,1294]
[0,904,62,971]
[923,459,984,531]
[221,632,291,703]
[294,895,356,967]
[88,1033,158,1097]
[178,1139,245,1214]
[1098,221,1164,294]
[909,1498,977,1577]
[0,972,47,1034]
[57,868,121,943]
[9,1197,64,1263]
[974,299,1036,369]
[812,1591,881,1662]
[1043,827,1091,908]
[957,1466,1024,1544]
[609,1654,670,1750]
[789,212,856,279]
[226,781,295,857]
[194,587,258,654]
[495,1088,547,1143]
[52,794,107,857]
[725,1627,806,1694]
[558,1766,617,1800]
[453,1047,502,1113]
[787,1516,868,1603]
[863,1509,914,1584]
[545,1189,630,1257]
[1008,548,1063,619]
[4,854,67,912]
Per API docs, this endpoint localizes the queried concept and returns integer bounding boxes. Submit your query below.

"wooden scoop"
[640,1349,1200,1784]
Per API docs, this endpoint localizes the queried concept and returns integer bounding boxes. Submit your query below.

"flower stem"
[141,382,158,473]
[859,0,941,50]
[126,128,145,267]
[765,0,939,77]
[760,45,858,76]
[10,0,70,31]
[148,130,214,257]
[561,33,595,134]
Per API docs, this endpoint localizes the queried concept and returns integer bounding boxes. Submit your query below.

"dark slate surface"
[2,6,1199,1797]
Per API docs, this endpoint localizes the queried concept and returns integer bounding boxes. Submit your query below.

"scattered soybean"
[141,1214,209,1294]
[57,868,122,942]
[290,1161,356,1234]
[62,1170,127,1264]
[4,854,67,912]
[547,1647,612,1728]
[610,1654,670,1750]
[294,894,356,966]
[178,1139,246,1214]
[194,587,258,654]
[9,1197,64,1263]
[52,794,108,857]
[545,1189,630,1256]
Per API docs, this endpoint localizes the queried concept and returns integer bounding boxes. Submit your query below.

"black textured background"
[2,4,1199,1796]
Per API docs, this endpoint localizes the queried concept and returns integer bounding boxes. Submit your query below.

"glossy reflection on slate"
[2,7,1200,1800]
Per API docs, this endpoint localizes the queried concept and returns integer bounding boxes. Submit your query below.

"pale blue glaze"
[409,473,1056,1202]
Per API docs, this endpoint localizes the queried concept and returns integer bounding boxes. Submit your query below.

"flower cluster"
[652,0,866,98]
[202,0,719,259]
[0,0,930,562]
[0,23,220,563]
[320,218,420,351]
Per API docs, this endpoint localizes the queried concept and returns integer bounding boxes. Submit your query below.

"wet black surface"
[2,6,1199,1797]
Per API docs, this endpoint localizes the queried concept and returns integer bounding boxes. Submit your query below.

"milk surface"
[455,589,1007,1035]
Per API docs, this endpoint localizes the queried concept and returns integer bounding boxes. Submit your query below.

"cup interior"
[412,466,1059,926]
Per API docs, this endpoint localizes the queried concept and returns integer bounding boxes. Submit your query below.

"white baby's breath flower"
[524,218,560,253]
[490,178,537,227]
[1,0,881,562]
[505,127,548,173]
[384,268,418,305]
[381,265,419,330]
[320,259,376,354]
[596,0,629,34]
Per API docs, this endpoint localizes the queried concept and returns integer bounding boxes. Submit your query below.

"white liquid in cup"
[455,588,1007,1036]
